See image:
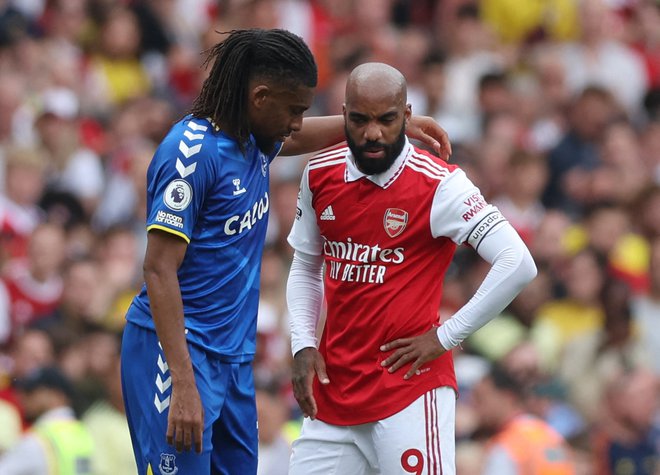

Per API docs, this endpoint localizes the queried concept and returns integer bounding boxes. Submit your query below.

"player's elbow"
[143,256,175,283]
[513,248,537,291]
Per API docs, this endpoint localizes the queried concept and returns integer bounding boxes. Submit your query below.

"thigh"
[289,417,376,475]
[373,387,456,475]
[210,362,258,475]
[121,322,224,474]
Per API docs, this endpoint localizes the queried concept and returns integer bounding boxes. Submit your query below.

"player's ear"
[404,104,412,125]
[250,85,270,110]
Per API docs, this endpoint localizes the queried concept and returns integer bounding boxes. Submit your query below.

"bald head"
[343,63,411,175]
[345,63,407,107]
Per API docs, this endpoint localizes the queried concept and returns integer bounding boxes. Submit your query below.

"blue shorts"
[121,322,257,475]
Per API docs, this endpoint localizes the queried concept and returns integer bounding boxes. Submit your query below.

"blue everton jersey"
[127,116,281,362]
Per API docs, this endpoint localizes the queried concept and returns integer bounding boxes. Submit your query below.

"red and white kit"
[289,140,506,424]
[287,139,535,474]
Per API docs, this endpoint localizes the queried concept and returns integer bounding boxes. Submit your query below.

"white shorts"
[289,387,456,475]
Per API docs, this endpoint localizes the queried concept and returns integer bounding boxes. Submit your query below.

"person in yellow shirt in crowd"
[481,0,578,44]
[0,366,94,475]
[536,247,605,347]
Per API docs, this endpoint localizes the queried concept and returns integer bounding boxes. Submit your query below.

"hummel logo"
[232,178,246,196]
[320,205,335,220]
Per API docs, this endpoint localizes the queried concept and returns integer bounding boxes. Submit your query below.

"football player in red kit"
[286,62,537,475]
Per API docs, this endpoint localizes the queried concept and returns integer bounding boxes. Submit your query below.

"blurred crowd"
[0,0,658,473]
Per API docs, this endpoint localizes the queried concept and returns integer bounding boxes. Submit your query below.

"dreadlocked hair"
[189,28,317,146]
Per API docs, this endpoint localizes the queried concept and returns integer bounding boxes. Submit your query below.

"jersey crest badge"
[383,208,408,238]
[164,179,192,211]
[158,453,178,475]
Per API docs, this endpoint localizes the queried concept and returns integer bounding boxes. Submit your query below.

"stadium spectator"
[82,331,137,475]
[471,364,576,475]
[633,236,660,375]
[0,366,94,474]
[0,145,46,261]
[558,277,651,423]
[256,384,291,475]
[33,88,104,215]
[1,223,66,342]
[591,367,660,475]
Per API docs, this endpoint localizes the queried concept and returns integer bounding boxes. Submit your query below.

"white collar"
[344,137,411,189]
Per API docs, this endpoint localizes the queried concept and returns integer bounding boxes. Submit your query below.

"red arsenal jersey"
[288,139,505,425]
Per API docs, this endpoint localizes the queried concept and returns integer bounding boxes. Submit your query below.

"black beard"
[345,124,406,175]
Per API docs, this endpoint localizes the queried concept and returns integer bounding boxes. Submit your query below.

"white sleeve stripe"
[309,147,349,161]
[405,161,445,180]
[307,142,348,157]
[410,152,448,175]
[308,153,346,166]
[408,156,449,178]
[309,158,346,170]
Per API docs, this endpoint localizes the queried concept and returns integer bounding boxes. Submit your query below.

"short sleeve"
[146,134,216,243]
[287,165,323,255]
[430,169,507,249]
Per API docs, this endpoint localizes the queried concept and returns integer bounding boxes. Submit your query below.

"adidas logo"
[320,205,336,221]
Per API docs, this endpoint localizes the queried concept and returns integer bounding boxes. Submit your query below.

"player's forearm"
[287,250,325,355]
[145,268,194,383]
[281,116,345,156]
[437,224,537,349]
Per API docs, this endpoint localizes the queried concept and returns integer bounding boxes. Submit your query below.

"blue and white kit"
[121,116,281,474]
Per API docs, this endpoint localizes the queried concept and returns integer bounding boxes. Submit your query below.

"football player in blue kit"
[120,28,452,475]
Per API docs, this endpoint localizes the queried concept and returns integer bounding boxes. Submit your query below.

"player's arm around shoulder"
[281,115,452,159]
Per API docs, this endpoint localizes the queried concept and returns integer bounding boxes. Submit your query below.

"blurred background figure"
[633,236,660,376]
[32,88,105,216]
[0,223,66,344]
[491,149,548,245]
[256,383,291,475]
[555,0,648,115]
[0,145,46,263]
[82,330,137,475]
[558,277,651,424]
[536,247,606,350]
[471,364,576,475]
[591,368,660,475]
[0,365,93,475]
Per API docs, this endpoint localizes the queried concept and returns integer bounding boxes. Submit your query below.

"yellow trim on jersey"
[147,463,154,475]
[147,224,191,243]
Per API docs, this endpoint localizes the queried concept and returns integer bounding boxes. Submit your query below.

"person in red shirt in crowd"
[0,146,47,263]
[0,223,65,345]
[286,62,536,475]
